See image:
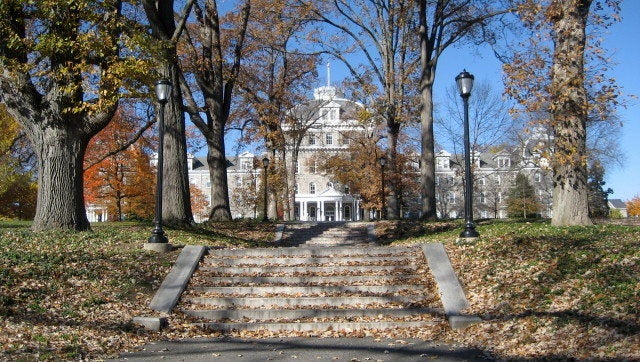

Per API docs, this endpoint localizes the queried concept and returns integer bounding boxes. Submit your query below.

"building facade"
[86,90,555,222]
[284,85,367,221]
[431,127,554,219]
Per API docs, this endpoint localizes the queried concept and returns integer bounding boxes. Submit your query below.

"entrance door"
[344,205,352,221]
[325,203,335,221]
[308,206,317,221]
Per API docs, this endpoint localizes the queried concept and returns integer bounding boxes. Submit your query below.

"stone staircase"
[279,222,373,246]
[177,242,445,334]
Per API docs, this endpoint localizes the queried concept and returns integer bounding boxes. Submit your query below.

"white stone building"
[432,127,554,219]
[284,85,368,221]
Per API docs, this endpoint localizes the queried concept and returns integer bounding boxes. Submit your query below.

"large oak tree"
[0,0,150,231]
[505,0,622,226]
[237,0,318,220]
[305,0,418,219]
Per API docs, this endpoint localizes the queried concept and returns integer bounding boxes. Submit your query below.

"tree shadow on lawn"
[151,220,276,248]
[375,220,459,244]
[487,309,639,336]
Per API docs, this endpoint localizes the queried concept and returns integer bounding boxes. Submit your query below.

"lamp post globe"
[456,70,479,239]
[262,157,270,222]
[148,79,172,247]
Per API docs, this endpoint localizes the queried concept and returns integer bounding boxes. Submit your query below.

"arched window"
[344,205,352,220]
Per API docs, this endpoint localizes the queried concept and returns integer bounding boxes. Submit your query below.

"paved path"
[112,337,491,361]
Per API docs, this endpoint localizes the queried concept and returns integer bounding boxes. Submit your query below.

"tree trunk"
[29,126,90,231]
[287,148,299,221]
[386,126,400,219]
[207,121,232,221]
[419,81,437,220]
[267,151,278,220]
[549,0,592,226]
[160,63,194,227]
[418,0,438,220]
[143,0,194,227]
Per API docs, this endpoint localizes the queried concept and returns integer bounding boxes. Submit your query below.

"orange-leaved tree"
[320,123,386,218]
[627,195,640,217]
[84,109,155,221]
[190,183,211,222]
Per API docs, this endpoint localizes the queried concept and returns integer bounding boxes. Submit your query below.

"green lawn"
[0,219,638,360]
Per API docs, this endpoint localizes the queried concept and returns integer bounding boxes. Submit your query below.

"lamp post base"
[143,242,173,253]
[458,224,479,244]
[145,230,172,252]
[148,230,169,244]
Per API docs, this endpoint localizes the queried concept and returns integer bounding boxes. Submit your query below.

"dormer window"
[436,157,449,170]
[325,133,333,145]
[321,109,329,120]
[498,157,510,168]
[241,159,252,170]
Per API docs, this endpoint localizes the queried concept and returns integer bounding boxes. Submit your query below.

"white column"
[337,200,343,221]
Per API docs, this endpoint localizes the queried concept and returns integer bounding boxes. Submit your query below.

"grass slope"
[0,220,274,360]
[382,219,640,360]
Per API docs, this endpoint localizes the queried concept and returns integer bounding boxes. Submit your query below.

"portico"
[295,186,361,222]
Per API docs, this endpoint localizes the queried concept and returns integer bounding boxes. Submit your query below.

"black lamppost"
[456,70,479,239]
[379,156,387,220]
[148,79,172,246]
[262,157,270,222]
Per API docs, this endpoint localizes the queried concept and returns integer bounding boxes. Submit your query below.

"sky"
[320,1,640,202]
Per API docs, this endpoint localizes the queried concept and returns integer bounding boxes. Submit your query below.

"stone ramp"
[178,244,446,333]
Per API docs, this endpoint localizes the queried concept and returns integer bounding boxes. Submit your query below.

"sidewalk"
[111,337,491,361]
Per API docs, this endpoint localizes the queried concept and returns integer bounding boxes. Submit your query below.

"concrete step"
[186,295,425,308]
[197,274,424,286]
[202,255,414,267]
[208,245,415,257]
[198,264,419,275]
[188,284,425,296]
[280,222,374,246]
[182,307,444,321]
[197,320,441,333]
